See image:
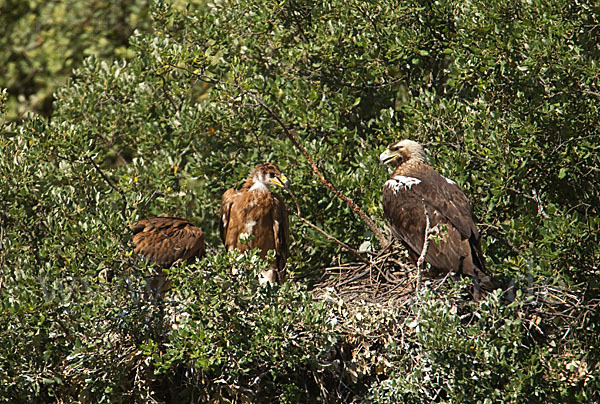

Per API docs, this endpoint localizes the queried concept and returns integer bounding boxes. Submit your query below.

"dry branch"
[248,93,389,248]
[416,200,432,297]
[0,211,4,291]
[188,69,390,248]
[312,243,416,304]
[313,251,600,349]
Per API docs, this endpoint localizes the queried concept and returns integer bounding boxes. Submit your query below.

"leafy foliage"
[368,288,577,403]
[153,252,335,402]
[1,0,599,402]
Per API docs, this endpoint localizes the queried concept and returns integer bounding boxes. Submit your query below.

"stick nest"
[312,243,448,305]
[311,243,600,342]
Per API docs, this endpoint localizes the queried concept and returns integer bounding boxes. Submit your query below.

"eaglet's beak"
[269,174,290,188]
[379,148,399,165]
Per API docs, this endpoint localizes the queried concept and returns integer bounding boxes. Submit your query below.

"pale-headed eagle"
[220,163,290,284]
[130,217,206,297]
[380,139,494,295]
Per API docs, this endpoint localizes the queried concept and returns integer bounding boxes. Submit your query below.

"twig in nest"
[432,272,453,292]
[416,199,432,297]
[284,185,369,263]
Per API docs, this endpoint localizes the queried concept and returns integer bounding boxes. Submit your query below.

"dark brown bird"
[130,216,206,297]
[219,163,290,284]
[380,139,494,296]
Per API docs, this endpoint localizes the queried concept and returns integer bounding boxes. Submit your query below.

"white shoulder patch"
[443,176,456,185]
[385,176,422,194]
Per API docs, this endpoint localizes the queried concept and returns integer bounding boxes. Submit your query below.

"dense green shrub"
[1,0,599,402]
[367,288,574,403]
[152,252,335,402]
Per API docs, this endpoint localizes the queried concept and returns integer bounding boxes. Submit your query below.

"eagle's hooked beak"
[379,148,399,165]
[270,174,290,188]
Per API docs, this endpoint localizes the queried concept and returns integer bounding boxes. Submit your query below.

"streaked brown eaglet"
[219,163,290,285]
[130,216,206,297]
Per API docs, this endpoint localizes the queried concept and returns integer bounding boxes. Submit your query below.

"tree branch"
[248,93,389,247]
[0,211,5,291]
[186,69,389,248]
[416,200,432,296]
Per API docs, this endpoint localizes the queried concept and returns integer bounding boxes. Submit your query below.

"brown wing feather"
[382,185,425,258]
[220,188,253,252]
[401,165,478,239]
[383,167,494,291]
[403,167,489,278]
[130,217,205,267]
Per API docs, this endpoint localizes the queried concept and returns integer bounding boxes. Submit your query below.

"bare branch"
[478,223,522,255]
[582,90,600,100]
[248,93,389,247]
[157,72,181,112]
[416,200,432,296]
[184,70,389,247]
